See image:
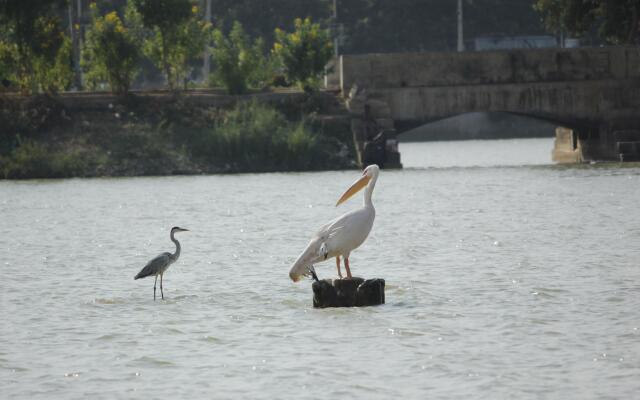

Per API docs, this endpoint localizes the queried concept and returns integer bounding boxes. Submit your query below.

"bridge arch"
[395,111,563,142]
[335,46,640,165]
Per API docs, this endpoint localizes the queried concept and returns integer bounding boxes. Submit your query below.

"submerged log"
[312,277,385,308]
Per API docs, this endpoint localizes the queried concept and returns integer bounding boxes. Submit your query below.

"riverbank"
[0,90,355,179]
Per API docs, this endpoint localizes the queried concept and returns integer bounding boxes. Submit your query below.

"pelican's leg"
[344,257,353,279]
[160,273,164,300]
[153,275,158,301]
[336,256,343,279]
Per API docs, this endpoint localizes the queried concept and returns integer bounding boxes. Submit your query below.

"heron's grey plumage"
[134,227,188,300]
[134,252,172,280]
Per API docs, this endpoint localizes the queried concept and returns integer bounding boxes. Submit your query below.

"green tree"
[159,0,550,54]
[210,21,270,94]
[82,5,140,95]
[272,17,332,91]
[204,0,330,49]
[133,0,210,89]
[598,0,640,44]
[534,0,640,45]
[0,0,72,93]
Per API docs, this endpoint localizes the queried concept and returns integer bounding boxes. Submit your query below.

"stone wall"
[54,90,313,111]
[332,46,640,130]
[339,47,640,91]
[377,79,640,127]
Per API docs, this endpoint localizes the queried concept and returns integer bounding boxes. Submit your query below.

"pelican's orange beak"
[336,174,371,206]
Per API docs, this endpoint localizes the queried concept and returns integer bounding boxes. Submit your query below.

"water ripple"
[2,155,640,399]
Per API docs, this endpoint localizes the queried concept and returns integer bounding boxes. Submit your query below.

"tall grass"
[0,141,94,179]
[179,100,336,172]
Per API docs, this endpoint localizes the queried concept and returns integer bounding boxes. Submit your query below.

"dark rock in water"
[356,278,386,306]
[311,279,340,308]
[312,277,385,308]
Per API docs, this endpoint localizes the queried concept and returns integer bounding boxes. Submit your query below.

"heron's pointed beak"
[336,174,371,206]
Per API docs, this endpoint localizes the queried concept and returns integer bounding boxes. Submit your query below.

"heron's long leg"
[160,273,164,300]
[344,257,352,279]
[153,275,158,301]
[336,256,343,279]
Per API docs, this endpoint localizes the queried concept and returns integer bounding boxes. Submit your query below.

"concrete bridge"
[330,46,640,166]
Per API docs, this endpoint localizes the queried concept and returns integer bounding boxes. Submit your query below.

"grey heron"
[134,226,189,300]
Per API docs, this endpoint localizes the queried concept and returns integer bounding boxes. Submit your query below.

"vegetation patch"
[0,93,354,179]
[1,140,97,179]
[173,99,347,172]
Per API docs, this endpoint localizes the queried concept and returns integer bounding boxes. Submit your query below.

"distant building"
[473,35,558,51]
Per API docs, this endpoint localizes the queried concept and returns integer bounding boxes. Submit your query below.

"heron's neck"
[170,231,181,260]
[363,173,378,208]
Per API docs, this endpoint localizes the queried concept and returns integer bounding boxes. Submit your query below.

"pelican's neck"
[363,172,378,208]
[170,230,181,260]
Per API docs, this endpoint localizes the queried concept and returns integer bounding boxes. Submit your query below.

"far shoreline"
[0,90,357,180]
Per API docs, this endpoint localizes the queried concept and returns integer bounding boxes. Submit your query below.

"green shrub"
[132,0,212,90]
[210,21,272,94]
[272,17,333,91]
[1,141,92,179]
[175,100,332,172]
[0,41,13,88]
[286,122,317,169]
[0,95,69,155]
[108,129,170,161]
[82,6,140,95]
[0,14,72,94]
[35,34,73,94]
[0,1,71,93]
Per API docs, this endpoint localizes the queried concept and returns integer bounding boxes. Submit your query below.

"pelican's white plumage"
[289,164,380,282]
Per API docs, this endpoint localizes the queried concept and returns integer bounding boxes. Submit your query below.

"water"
[2,138,639,399]
[400,137,555,168]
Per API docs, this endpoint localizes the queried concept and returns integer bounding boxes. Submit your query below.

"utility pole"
[77,0,83,89]
[457,0,464,52]
[68,1,82,90]
[333,0,339,57]
[203,0,212,81]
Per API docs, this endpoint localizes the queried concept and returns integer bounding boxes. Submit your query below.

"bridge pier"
[552,127,583,163]
[552,120,640,163]
[345,85,402,169]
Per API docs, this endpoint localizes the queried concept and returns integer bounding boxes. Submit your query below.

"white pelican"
[289,164,379,282]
